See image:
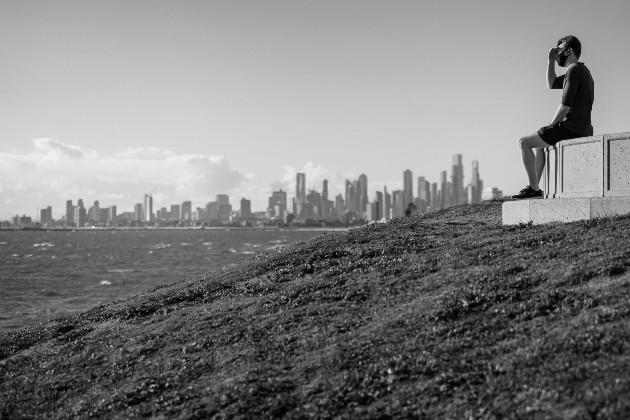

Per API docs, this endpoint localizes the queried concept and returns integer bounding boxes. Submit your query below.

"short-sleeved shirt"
[551,62,594,136]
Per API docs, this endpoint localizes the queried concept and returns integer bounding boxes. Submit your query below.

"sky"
[2,0,630,220]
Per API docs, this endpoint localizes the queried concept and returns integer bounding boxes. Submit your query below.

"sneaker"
[512,186,543,199]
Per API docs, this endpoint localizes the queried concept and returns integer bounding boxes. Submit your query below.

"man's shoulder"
[569,62,591,76]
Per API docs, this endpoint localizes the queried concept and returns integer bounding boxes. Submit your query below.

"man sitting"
[513,35,595,199]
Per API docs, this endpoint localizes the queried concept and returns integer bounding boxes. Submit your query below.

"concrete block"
[591,197,630,218]
[502,197,630,225]
[604,132,630,196]
[558,135,604,198]
[502,200,532,225]
[529,198,592,223]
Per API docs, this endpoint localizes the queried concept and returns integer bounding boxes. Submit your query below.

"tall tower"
[470,160,483,204]
[345,180,356,213]
[383,186,391,220]
[66,200,74,226]
[375,191,383,220]
[296,172,306,218]
[403,169,413,209]
[440,171,449,209]
[417,176,430,213]
[358,174,368,213]
[451,154,465,205]
[144,194,153,222]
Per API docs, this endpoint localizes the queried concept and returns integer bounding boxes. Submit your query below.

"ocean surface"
[0,229,330,333]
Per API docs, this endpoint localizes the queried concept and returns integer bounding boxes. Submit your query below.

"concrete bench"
[503,132,630,224]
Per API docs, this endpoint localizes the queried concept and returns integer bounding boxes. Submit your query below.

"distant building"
[383,186,391,220]
[482,187,503,200]
[66,200,74,226]
[431,183,439,211]
[170,204,180,221]
[334,194,345,220]
[358,174,368,214]
[109,206,117,222]
[75,199,87,227]
[268,189,287,218]
[440,171,449,209]
[417,176,430,213]
[143,194,153,222]
[181,201,192,222]
[392,190,404,219]
[375,191,383,221]
[469,160,483,204]
[240,198,251,219]
[40,206,53,225]
[89,200,101,222]
[403,169,413,210]
[451,154,465,205]
[134,203,143,222]
[296,173,306,218]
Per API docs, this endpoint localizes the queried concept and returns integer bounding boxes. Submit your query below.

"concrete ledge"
[502,197,630,225]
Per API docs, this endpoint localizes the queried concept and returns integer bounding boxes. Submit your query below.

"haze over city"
[2,0,630,221]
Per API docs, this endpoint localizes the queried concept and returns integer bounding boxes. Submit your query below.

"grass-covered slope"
[2,201,630,419]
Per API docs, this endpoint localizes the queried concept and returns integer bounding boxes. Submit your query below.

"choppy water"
[0,229,328,333]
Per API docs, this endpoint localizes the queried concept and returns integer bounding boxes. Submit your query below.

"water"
[0,229,329,333]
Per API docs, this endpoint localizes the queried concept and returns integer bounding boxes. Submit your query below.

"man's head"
[556,35,582,67]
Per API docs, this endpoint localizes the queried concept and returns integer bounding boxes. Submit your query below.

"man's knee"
[517,136,527,149]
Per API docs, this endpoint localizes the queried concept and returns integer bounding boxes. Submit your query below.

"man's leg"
[518,132,550,190]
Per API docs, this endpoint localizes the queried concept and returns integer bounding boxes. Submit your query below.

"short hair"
[557,35,582,59]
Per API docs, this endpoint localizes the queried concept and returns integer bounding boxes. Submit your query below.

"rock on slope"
[2,201,630,419]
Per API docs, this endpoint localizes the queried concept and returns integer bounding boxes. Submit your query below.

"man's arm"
[547,47,558,89]
[549,104,570,126]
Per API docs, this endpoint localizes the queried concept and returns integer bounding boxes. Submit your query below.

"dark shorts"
[538,123,580,146]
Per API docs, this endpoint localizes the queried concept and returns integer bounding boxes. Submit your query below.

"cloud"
[272,161,330,194]
[115,147,176,160]
[33,138,93,159]
[0,139,251,219]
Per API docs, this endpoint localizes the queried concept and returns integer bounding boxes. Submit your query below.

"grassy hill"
[2,200,630,419]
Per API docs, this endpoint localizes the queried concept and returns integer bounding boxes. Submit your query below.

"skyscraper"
[296,172,306,218]
[170,204,180,221]
[470,160,483,204]
[451,154,465,205]
[358,174,368,214]
[40,206,53,225]
[240,198,251,219]
[403,169,413,209]
[65,200,74,226]
[89,200,101,222]
[322,180,333,220]
[181,201,192,222]
[143,194,153,222]
[134,203,143,222]
[392,190,404,218]
[440,171,450,209]
[375,191,383,221]
[383,186,391,220]
[345,180,356,213]
[269,189,288,218]
[417,176,430,213]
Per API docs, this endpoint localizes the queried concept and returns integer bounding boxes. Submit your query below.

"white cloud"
[33,138,94,159]
[0,139,252,219]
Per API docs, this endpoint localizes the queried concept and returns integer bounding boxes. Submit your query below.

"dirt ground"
[2,200,630,419]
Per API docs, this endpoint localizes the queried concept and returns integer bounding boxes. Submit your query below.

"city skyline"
[3,154,501,226]
[3,1,629,221]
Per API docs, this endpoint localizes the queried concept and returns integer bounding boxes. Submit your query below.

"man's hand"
[547,47,558,88]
